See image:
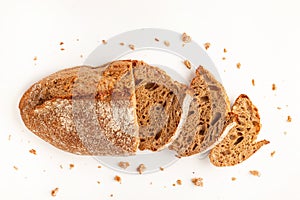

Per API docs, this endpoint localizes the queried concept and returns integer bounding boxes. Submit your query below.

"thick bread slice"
[209,94,270,167]
[169,66,231,157]
[132,60,187,151]
[19,61,139,155]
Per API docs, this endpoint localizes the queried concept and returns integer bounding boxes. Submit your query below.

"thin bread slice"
[169,66,231,156]
[209,94,270,167]
[19,61,139,155]
[132,60,187,151]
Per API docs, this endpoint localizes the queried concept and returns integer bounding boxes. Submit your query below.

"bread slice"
[19,61,139,155]
[209,94,270,167]
[132,60,187,151]
[169,66,231,157]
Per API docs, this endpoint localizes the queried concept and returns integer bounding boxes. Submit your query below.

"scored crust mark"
[191,178,203,187]
[209,94,270,167]
[249,170,260,177]
[164,40,170,47]
[183,60,192,69]
[204,42,211,50]
[137,164,146,174]
[29,149,37,155]
[181,33,191,43]
[118,161,130,169]
[51,188,59,197]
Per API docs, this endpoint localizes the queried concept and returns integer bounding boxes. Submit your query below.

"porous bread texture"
[209,94,270,167]
[132,60,187,151]
[19,61,139,155]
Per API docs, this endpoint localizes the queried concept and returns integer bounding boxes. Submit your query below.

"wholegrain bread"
[209,94,270,167]
[132,60,187,151]
[19,61,139,155]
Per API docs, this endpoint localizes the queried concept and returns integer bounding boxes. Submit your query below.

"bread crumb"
[154,38,159,42]
[29,149,37,155]
[192,178,203,187]
[51,187,59,197]
[272,83,276,91]
[60,48,65,51]
[277,107,282,110]
[270,151,276,157]
[97,165,102,168]
[183,60,192,69]
[76,38,79,41]
[59,165,63,169]
[97,181,101,184]
[110,194,114,197]
[129,44,135,50]
[172,183,176,186]
[249,170,260,177]
[236,62,241,69]
[150,182,153,185]
[176,179,182,185]
[287,115,292,122]
[181,32,191,43]
[80,54,83,58]
[159,167,164,171]
[224,48,227,53]
[102,40,107,45]
[137,164,146,174]
[119,42,125,46]
[118,161,130,169]
[252,79,255,86]
[164,40,170,47]
[33,56,37,61]
[69,164,74,170]
[13,166,18,171]
[59,42,64,45]
[8,134,11,141]
[284,131,287,135]
[222,57,226,60]
[231,177,237,181]
[114,175,122,183]
[204,42,211,50]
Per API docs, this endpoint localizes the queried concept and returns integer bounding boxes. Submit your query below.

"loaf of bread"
[209,94,270,166]
[19,61,140,155]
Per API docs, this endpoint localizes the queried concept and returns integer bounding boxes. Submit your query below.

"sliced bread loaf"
[132,60,187,151]
[19,61,139,155]
[209,94,270,167]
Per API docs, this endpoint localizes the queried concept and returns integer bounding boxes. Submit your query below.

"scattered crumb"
[172,183,176,186]
[97,181,101,185]
[51,188,59,197]
[181,32,191,43]
[231,177,237,181]
[129,44,135,50]
[29,149,37,155]
[80,54,83,58]
[60,48,65,51]
[110,194,114,197]
[287,115,292,122]
[164,40,170,47]
[114,175,122,183]
[97,165,102,169]
[69,164,74,170]
[33,56,37,61]
[13,166,18,171]
[118,161,130,169]
[192,172,195,174]
[59,165,63,169]
[163,186,167,188]
[271,151,276,157]
[43,169,46,173]
[191,177,203,187]
[176,179,182,185]
[222,57,226,60]
[137,164,146,174]
[277,107,282,110]
[224,48,227,53]
[249,170,260,177]
[8,134,11,141]
[59,42,64,45]
[204,42,211,50]
[119,42,125,46]
[252,79,255,86]
[159,167,164,171]
[150,182,153,185]
[183,60,192,69]
[272,83,276,91]
[102,40,107,45]
[236,62,241,69]
[76,38,79,41]
[154,38,159,42]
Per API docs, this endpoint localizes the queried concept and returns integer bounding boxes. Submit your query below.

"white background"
[0,0,299,199]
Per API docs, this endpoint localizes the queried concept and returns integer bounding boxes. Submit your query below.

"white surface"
[0,0,299,199]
